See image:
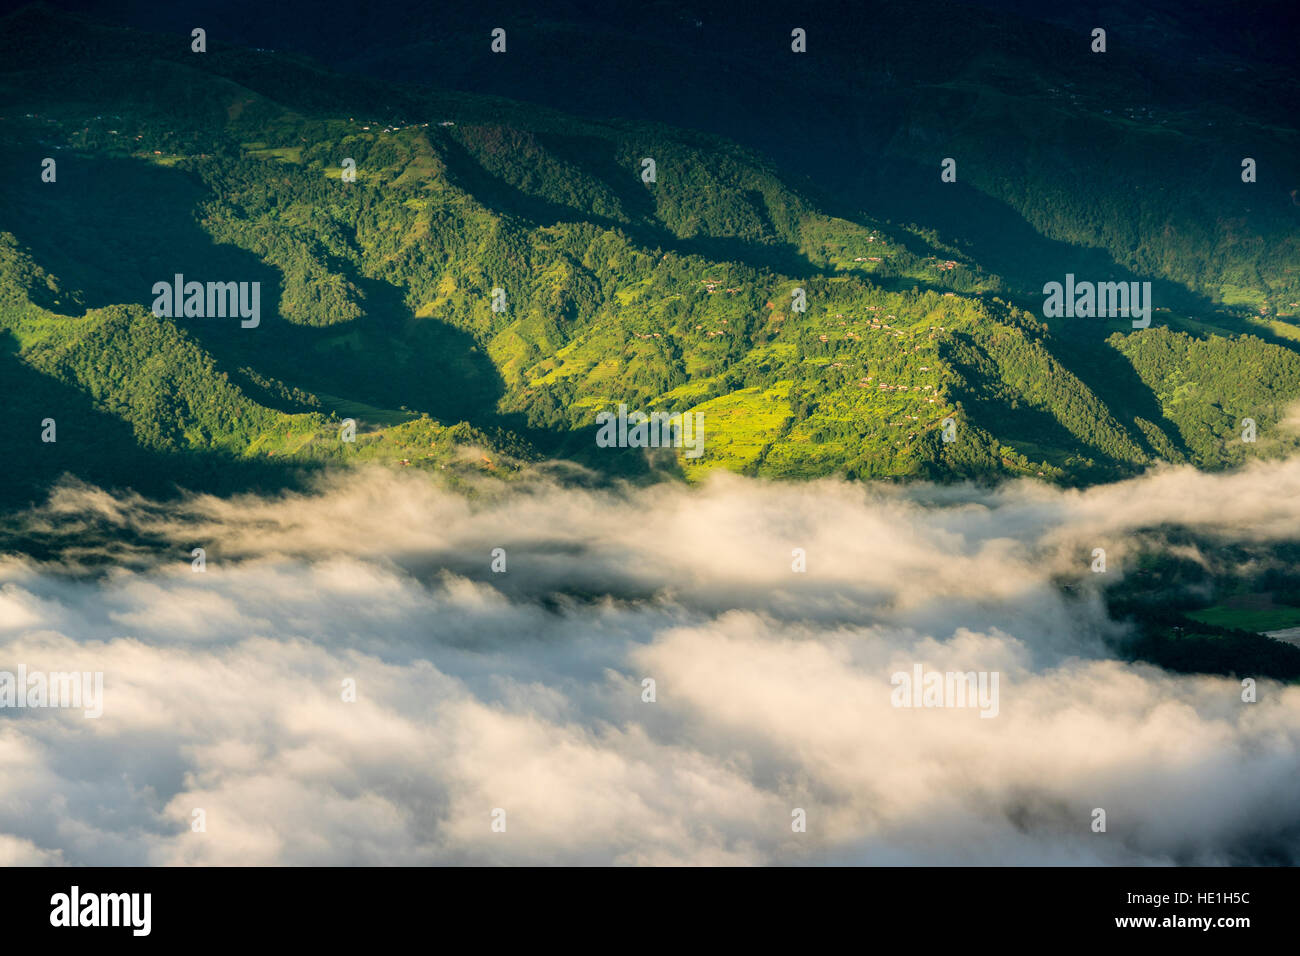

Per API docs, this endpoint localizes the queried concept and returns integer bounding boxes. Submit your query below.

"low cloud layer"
[3,460,1300,864]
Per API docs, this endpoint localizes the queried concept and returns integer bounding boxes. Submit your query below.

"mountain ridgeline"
[2,4,1300,509]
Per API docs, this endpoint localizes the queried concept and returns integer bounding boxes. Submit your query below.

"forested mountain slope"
[2,4,1299,509]
[144,0,1300,315]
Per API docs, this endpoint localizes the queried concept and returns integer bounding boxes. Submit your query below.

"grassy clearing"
[1186,604,1300,633]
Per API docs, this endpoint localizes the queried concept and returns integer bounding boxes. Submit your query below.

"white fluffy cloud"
[1,461,1299,864]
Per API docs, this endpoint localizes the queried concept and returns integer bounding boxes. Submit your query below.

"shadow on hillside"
[1,150,513,422]
[436,129,840,279]
[0,332,312,516]
[824,157,1223,316]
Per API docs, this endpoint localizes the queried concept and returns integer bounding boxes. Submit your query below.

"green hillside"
[2,5,1299,508]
